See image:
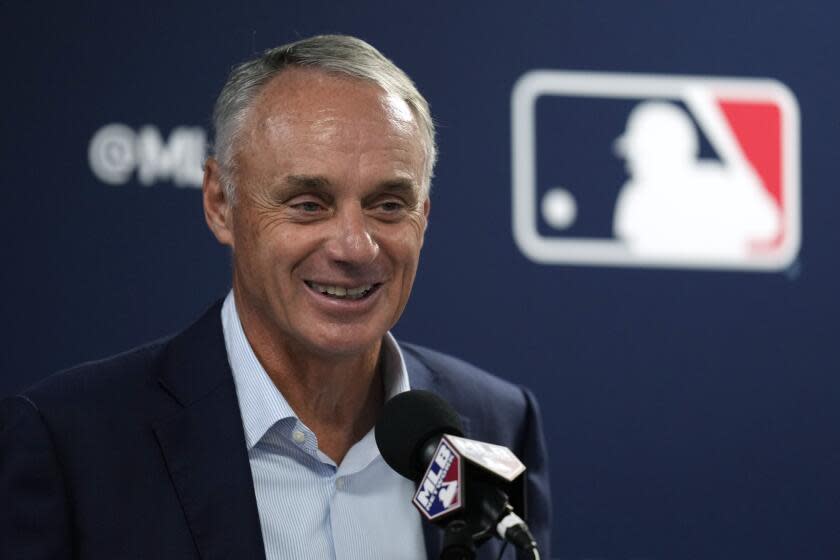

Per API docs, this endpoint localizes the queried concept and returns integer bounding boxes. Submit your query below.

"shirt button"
[335,477,345,490]
[292,430,305,444]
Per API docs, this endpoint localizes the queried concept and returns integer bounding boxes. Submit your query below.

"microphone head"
[375,390,464,481]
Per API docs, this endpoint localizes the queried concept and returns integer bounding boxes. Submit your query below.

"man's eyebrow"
[284,175,332,192]
[377,178,420,197]
[277,175,420,200]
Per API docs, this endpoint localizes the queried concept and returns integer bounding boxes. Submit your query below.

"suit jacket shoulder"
[400,342,533,439]
[1,301,267,560]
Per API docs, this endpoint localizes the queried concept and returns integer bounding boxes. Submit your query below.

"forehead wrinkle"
[256,111,392,156]
[251,77,417,144]
[234,68,426,194]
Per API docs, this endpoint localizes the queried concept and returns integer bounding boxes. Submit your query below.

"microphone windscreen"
[375,390,464,481]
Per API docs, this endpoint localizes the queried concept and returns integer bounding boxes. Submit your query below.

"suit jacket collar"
[152,300,267,560]
[156,300,232,407]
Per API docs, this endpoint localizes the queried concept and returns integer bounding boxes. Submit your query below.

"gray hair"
[211,34,437,201]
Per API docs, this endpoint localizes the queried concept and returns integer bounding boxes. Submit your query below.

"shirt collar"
[221,291,411,451]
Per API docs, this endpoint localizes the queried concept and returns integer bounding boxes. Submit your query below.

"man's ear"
[203,157,234,248]
[419,196,431,248]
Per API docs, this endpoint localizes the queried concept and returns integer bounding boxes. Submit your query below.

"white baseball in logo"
[542,188,577,229]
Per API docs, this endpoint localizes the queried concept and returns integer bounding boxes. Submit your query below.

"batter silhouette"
[613,101,779,259]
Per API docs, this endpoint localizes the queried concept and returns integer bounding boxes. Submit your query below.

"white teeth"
[309,282,373,300]
[346,285,370,296]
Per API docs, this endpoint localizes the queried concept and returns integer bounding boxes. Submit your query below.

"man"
[1,35,551,559]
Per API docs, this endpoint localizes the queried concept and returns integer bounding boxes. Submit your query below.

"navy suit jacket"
[1,302,551,559]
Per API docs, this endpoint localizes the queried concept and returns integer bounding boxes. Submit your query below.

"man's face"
[206,68,429,359]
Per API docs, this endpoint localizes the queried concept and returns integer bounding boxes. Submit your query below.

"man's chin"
[299,326,387,359]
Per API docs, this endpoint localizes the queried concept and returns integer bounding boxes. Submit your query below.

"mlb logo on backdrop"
[511,71,800,271]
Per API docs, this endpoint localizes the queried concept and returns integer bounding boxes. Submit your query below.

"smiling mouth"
[305,281,381,301]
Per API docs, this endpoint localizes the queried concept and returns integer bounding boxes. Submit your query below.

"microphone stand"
[437,486,541,560]
[438,482,506,560]
[440,520,476,560]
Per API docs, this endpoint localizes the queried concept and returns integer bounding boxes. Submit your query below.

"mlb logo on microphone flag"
[413,437,463,521]
[511,70,801,271]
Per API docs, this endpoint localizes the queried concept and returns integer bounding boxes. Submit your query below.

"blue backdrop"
[3,1,838,557]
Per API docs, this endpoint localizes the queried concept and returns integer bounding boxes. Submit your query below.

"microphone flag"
[412,434,527,522]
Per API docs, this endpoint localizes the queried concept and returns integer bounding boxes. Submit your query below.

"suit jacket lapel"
[152,302,266,560]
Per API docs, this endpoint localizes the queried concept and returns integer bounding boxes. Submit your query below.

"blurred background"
[2,1,838,557]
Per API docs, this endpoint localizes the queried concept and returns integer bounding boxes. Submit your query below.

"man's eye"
[372,197,410,214]
[379,201,404,212]
[292,201,323,212]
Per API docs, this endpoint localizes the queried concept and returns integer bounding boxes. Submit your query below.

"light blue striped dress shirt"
[221,292,427,560]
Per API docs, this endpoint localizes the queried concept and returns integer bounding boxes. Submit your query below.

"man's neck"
[233,294,385,465]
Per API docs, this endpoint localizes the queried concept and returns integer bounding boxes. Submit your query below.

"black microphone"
[375,390,540,560]
[375,390,465,480]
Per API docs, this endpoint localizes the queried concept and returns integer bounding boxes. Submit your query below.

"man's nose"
[325,205,379,265]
